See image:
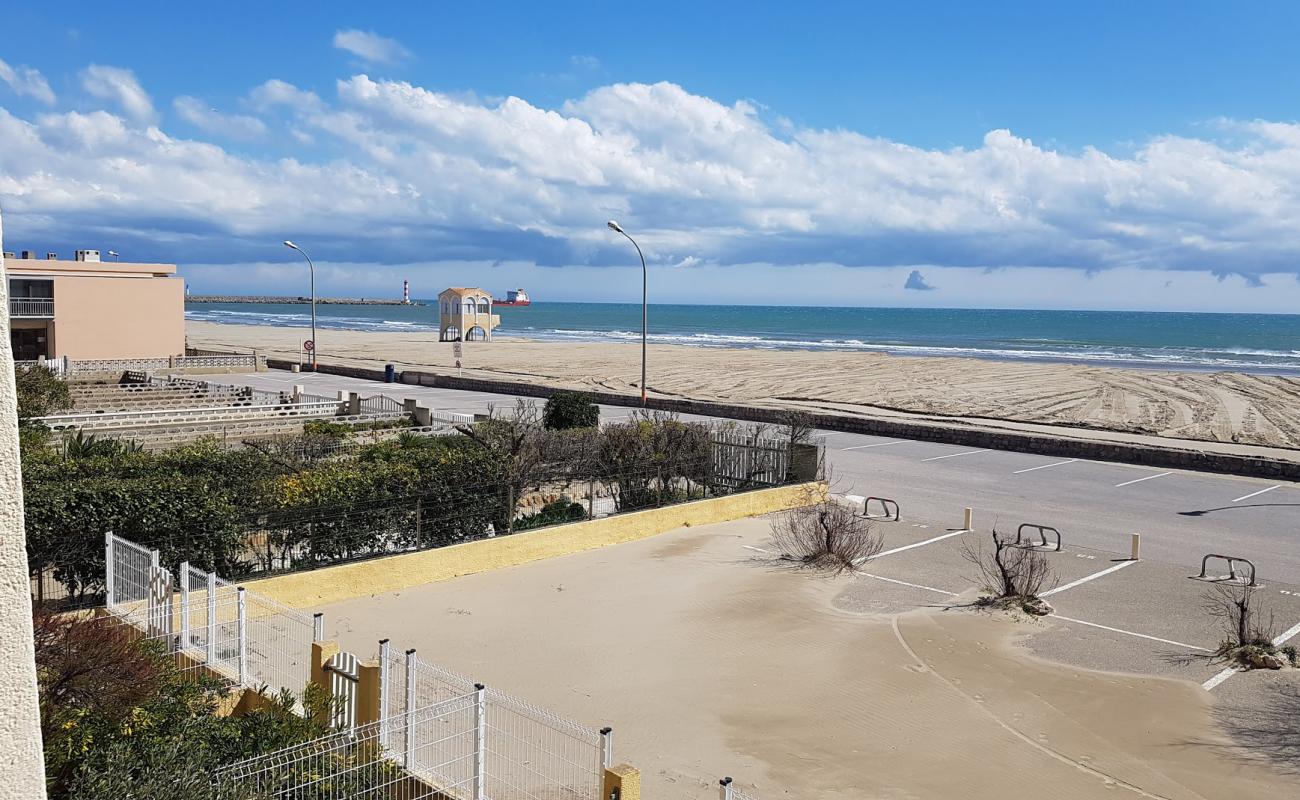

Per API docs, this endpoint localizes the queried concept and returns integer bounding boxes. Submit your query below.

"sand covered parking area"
[317,516,1300,799]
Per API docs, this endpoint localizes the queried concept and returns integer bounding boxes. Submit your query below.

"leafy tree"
[15,363,71,420]
[543,391,599,430]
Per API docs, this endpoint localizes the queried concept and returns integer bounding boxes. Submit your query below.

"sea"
[185,301,1300,375]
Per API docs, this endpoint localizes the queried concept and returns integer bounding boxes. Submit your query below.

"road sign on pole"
[304,340,315,352]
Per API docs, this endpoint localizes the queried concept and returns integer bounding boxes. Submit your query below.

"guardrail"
[1197,553,1258,586]
[1014,523,1061,552]
[9,297,54,317]
[861,496,900,521]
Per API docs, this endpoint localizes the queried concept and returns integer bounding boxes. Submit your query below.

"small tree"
[15,363,71,420]
[961,531,1055,608]
[543,391,599,430]
[771,497,882,574]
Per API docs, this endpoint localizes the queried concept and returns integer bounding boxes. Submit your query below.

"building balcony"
[9,297,54,318]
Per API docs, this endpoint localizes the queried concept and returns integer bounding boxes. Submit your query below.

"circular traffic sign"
[304,340,315,351]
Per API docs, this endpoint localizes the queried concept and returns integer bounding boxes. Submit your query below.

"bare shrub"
[1203,583,1294,667]
[961,530,1055,601]
[771,497,882,574]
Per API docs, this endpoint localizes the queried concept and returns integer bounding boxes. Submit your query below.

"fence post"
[148,548,161,635]
[179,562,190,649]
[104,531,115,609]
[415,497,423,549]
[601,727,614,770]
[236,587,248,687]
[588,480,596,519]
[313,612,324,642]
[473,683,487,800]
[205,571,218,665]
[378,640,391,748]
[719,777,735,800]
[404,649,417,768]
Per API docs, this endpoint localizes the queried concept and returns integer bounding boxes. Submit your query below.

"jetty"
[186,294,422,306]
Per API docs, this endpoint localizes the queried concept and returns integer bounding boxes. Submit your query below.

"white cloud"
[0,58,55,104]
[79,64,154,123]
[173,96,266,139]
[6,71,1300,309]
[332,29,412,65]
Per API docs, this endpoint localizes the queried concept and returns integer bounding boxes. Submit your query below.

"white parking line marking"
[920,448,991,462]
[1231,484,1282,503]
[741,545,772,554]
[1202,667,1239,691]
[1040,561,1136,598]
[1114,471,1171,488]
[1012,458,1079,474]
[1050,614,1210,652]
[855,529,970,565]
[861,573,958,596]
[841,441,906,451]
[814,431,847,438]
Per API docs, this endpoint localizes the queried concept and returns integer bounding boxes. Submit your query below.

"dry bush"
[771,498,882,574]
[961,531,1055,600]
[1203,583,1291,669]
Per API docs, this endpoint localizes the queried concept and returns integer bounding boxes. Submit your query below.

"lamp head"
[606,220,624,234]
[283,240,298,250]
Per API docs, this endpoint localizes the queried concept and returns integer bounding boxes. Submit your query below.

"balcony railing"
[9,297,54,317]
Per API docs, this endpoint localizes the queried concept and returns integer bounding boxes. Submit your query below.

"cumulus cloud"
[0,58,55,104]
[79,64,154,123]
[332,29,412,65]
[904,270,936,291]
[5,71,1300,294]
[173,96,266,139]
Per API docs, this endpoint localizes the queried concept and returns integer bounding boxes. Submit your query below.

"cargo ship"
[494,288,531,306]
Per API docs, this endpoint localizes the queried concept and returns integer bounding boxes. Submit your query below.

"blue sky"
[3,1,1300,311]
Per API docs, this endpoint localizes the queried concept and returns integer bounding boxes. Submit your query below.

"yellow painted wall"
[245,482,827,608]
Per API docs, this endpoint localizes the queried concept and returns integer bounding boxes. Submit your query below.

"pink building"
[5,249,184,361]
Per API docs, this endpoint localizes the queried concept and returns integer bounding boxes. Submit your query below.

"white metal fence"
[719,777,761,800]
[376,643,609,800]
[219,692,481,799]
[105,533,322,695]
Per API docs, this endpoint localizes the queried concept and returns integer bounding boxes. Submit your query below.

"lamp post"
[282,240,317,370]
[607,221,647,406]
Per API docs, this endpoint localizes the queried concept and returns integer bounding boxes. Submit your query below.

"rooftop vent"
[20,250,35,259]
[46,252,57,260]
[1,252,13,259]
[75,249,101,262]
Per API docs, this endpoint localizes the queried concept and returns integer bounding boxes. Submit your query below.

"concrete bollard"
[1130,533,1141,561]
[963,507,974,530]
[290,364,300,373]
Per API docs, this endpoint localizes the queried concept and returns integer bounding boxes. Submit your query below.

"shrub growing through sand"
[961,531,1056,614]
[543,391,600,430]
[1205,583,1298,670]
[771,498,883,574]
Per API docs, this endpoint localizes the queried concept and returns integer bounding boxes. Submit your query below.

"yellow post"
[311,639,340,690]
[963,507,974,530]
[354,659,382,727]
[1130,533,1141,561]
[603,764,641,800]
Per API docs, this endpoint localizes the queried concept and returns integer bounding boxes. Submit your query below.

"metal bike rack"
[862,496,901,522]
[1014,523,1061,552]
[1197,553,1258,587]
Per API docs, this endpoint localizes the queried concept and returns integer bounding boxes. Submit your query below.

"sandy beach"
[187,320,1300,454]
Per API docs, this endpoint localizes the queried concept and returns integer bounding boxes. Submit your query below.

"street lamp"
[607,220,647,406]
[282,240,317,370]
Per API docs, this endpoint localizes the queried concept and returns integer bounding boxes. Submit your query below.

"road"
[225,369,1300,582]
